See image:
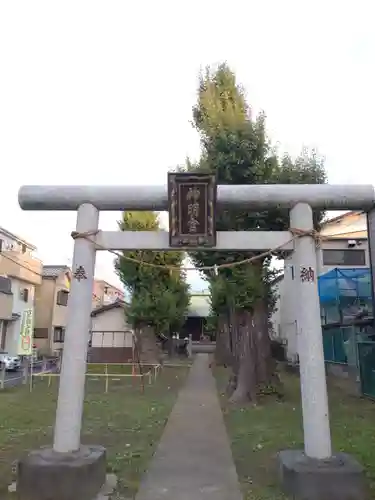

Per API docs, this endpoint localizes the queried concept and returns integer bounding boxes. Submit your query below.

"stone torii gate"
[16,182,375,500]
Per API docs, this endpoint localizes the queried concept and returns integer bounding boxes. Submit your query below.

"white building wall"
[316,239,369,276]
[90,308,133,348]
[6,279,35,355]
[0,230,33,255]
[0,229,36,355]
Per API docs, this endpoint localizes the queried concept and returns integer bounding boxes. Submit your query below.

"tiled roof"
[42,265,70,278]
[94,279,125,296]
[91,299,128,317]
[90,295,210,318]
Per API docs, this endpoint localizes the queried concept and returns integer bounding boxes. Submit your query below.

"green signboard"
[18,308,34,356]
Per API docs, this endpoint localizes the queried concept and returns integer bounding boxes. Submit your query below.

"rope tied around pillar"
[289,228,327,248]
[71,230,100,240]
[69,227,323,272]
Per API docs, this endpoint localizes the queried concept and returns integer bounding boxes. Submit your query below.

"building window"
[34,328,49,339]
[322,249,366,266]
[0,276,11,294]
[20,288,29,302]
[56,290,69,306]
[21,244,27,253]
[53,327,65,343]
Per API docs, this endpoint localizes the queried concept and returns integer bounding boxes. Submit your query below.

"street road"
[3,362,58,388]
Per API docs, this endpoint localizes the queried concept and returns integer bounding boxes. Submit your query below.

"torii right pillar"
[278,203,366,500]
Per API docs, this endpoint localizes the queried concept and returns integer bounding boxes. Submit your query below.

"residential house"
[34,269,126,355]
[317,211,368,274]
[271,211,370,362]
[33,265,71,355]
[0,227,42,354]
[89,299,133,363]
[89,292,213,362]
[92,279,125,309]
[0,276,14,350]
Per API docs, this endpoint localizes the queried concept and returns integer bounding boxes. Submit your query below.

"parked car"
[0,351,21,371]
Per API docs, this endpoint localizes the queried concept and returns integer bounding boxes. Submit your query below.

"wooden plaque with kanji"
[168,172,217,248]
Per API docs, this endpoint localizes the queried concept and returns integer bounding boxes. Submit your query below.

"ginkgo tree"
[115,211,190,362]
[183,63,327,402]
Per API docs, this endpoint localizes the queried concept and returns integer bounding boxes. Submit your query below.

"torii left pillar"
[17,204,107,500]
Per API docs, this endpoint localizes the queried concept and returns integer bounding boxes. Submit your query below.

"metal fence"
[322,323,375,399]
[322,326,351,364]
[319,268,373,326]
[0,356,60,391]
[33,362,162,393]
[358,340,375,399]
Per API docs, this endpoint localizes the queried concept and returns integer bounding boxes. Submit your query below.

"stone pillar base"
[278,449,367,500]
[17,445,106,500]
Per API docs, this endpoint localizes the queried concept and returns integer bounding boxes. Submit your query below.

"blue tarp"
[318,267,372,304]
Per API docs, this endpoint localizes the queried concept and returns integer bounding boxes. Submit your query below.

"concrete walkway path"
[135,354,243,500]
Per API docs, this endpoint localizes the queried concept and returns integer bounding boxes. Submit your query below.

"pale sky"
[1,1,374,292]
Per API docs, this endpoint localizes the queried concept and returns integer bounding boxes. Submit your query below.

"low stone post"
[22,358,29,385]
[0,363,6,390]
[187,335,193,358]
[56,352,62,373]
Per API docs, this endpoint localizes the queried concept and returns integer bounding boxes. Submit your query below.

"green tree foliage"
[115,211,190,335]
[188,62,327,306]
[182,63,327,401]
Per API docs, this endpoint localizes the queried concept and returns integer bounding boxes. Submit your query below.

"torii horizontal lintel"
[95,230,295,252]
[18,184,375,211]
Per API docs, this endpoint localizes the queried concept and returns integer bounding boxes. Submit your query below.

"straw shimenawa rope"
[71,228,327,273]
[0,227,339,281]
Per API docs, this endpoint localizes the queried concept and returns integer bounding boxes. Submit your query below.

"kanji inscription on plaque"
[168,172,217,248]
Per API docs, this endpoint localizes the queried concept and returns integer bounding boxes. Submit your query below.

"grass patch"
[215,367,375,500]
[0,365,189,498]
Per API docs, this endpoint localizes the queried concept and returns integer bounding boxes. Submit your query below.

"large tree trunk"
[226,256,283,404]
[215,314,232,366]
[253,299,284,398]
[229,310,257,403]
[253,299,272,384]
[227,303,282,405]
[134,324,162,365]
[226,308,239,394]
